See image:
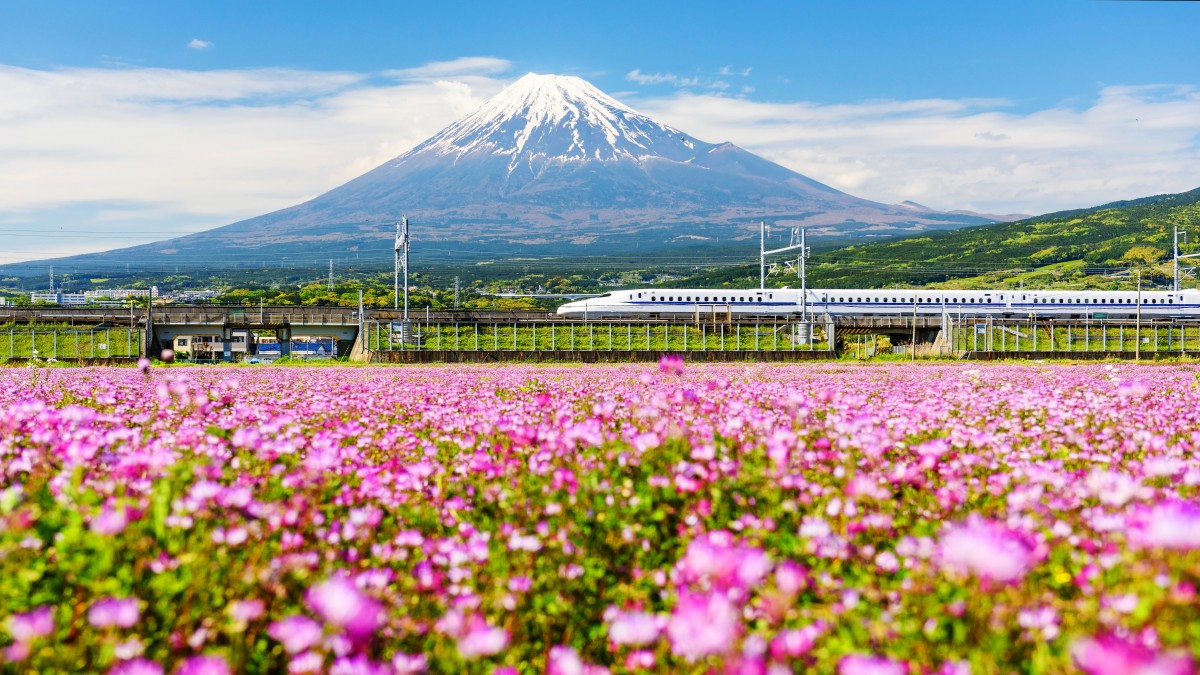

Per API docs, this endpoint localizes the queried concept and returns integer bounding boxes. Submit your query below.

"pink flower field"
[2,361,1200,673]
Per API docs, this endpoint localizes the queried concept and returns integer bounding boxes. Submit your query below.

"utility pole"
[760,222,809,310]
[394,218,410,321]
[799,228,810,322]
[1175,226,1181,291]
[1136,269,1142,360]
[759,221,766,289]
[1172,226,1200,292]
[453,276,461,310]
[327,259,334,292]
[49,266,54,294]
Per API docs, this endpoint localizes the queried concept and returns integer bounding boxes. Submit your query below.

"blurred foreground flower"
[1072,633,1194,675]
[937,514,1036,584]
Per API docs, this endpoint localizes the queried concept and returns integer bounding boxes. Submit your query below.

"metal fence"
[0,327,144,360]
[950,317,1200,355]
[364,320,834,353]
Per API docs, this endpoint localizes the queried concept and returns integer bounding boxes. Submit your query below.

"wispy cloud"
[718,66,752,77]
[625,69,700,87]
[390,56,512,79]
[187,38,213,50]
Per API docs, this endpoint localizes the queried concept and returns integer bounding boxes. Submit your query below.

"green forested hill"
[807,187,1200,289]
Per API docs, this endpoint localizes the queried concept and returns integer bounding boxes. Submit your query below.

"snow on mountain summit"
[403,72,711,168]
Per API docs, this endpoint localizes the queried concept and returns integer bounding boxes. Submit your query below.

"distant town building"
[30,292,89,306]
[166,290,221,302]
[84,287,158,300]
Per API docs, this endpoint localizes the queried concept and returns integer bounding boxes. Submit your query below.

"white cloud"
[633,85,1200,215]
[187,38,213,50]
[0,62,507,263]
[625,69,699,87]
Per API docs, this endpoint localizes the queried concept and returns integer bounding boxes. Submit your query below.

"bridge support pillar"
[277,326,292,357]
[222,326,233,363]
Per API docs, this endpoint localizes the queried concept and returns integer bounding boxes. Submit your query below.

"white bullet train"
[556,288,1200,319]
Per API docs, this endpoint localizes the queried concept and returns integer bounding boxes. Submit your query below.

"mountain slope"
[5,72,995,275]
[809,187,1200,288]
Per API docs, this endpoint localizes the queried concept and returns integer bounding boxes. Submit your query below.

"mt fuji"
[11,73,996,273]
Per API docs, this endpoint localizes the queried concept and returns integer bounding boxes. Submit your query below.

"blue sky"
[2,0,1199,263]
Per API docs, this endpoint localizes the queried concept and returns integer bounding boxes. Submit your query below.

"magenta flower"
[174,655,231,675]
[607,610,662,647]
[305,576,382,642]
[329,655,392,675]
[108,659,164,675]
[1072,634,1194,675]
[268,615,324,654]
[88,597,140,629]
[1128,500,1200,550]
[7,606,54,642]
[674,531,770,594]
[838,654,908,675]
[770,624,824,659]
[936,514,1035,583]
[666,592,740,661]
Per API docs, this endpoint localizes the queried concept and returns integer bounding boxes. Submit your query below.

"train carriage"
[556,288,1200,319]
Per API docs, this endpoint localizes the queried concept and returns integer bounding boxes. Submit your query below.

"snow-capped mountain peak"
[403,72,707,168]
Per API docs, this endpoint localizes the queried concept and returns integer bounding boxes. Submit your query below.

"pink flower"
[174,655,231,675]
[91,504,129,535]
[548,646,585,675]
[838,654,907,675]
[607,610,662,647]
[1117,380,1150,399]
[1128,501,1200,550]
[455,617,508,659]
[228,599,265,624]
[7,606,54,642]
[773,561,810,597]
[658,354,684,376]
[666,592,741,661]
[936,515,1035,583]
[391,653,428,674]
[88,597,140,629]
[306,576,382,642]
[329,655,391,675]
[675,531,770,594]
[268,615,324,654]
[160,349,175,363]
[770,624,824,659]
[137,358,152,374]
[625,651,656,670]
[1072,634,1194,675]
[108,659,164,675]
